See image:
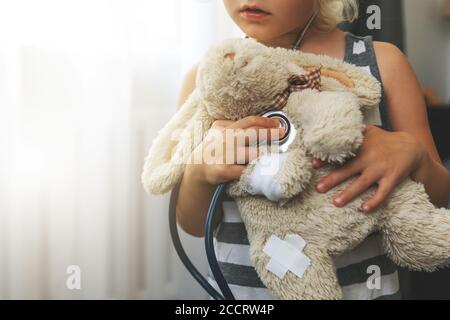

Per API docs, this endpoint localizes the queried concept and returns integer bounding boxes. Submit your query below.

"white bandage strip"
[263,234,311,279]
[246,153,288,202]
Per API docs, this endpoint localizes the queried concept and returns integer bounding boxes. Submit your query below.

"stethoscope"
[169,13,317,301]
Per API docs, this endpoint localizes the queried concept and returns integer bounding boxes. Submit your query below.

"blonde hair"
[314,0,359,31]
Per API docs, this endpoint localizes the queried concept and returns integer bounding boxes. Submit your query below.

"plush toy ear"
[285,51,382,110]
[141,90,213,195]
[334,64,382,111]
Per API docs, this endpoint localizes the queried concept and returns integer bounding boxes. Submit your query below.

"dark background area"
[341,0,450,300]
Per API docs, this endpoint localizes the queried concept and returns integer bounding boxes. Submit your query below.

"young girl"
[175,0,450,300]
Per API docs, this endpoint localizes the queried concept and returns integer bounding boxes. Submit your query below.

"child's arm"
[315,43,450,212]
[376,42,450,208]
[175,63,224,237]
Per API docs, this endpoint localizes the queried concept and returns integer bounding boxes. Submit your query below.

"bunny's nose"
[224,52,235,61]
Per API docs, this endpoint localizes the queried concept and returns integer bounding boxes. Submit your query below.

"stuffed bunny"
[142,38,450,300]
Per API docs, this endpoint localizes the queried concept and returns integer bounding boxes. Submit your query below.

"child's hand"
[187,116,285,186]
[312,125,427,213]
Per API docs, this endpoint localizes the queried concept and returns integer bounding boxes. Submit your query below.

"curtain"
[0,0,242,299]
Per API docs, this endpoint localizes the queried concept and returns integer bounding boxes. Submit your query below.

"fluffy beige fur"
[142,38,450,300]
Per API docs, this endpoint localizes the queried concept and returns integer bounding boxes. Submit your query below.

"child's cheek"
[269,0,315,27]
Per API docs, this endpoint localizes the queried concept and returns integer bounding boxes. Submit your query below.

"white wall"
[404,0,450,104]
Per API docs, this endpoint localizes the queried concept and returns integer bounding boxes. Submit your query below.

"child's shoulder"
[371,40,411,91]
[370,39,423,121]
[373,40,404,61]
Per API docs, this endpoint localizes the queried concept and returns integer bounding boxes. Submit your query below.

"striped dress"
[208,32,402,300]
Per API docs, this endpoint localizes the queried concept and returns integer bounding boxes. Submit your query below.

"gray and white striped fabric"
[207,32,402,300]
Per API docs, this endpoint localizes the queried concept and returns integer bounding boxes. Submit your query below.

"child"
[175,0,450,300]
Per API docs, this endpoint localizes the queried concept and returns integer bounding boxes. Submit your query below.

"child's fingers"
[220,143,261,165]
[212,119,235,127]
[311,158,327,169]
[331,170,380,208]
[362,177,396,214]
[315,158,363,193]
[234,146,261,165]
[233,127,286,146]
[361,124,367,134]
[229,116,280,130]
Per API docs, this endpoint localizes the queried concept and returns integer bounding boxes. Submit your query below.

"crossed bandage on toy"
[264,234,311,279]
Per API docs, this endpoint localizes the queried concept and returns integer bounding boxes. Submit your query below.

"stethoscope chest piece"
[260,110,296,152]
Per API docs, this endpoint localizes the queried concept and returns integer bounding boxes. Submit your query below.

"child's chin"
[241,25,278,42]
